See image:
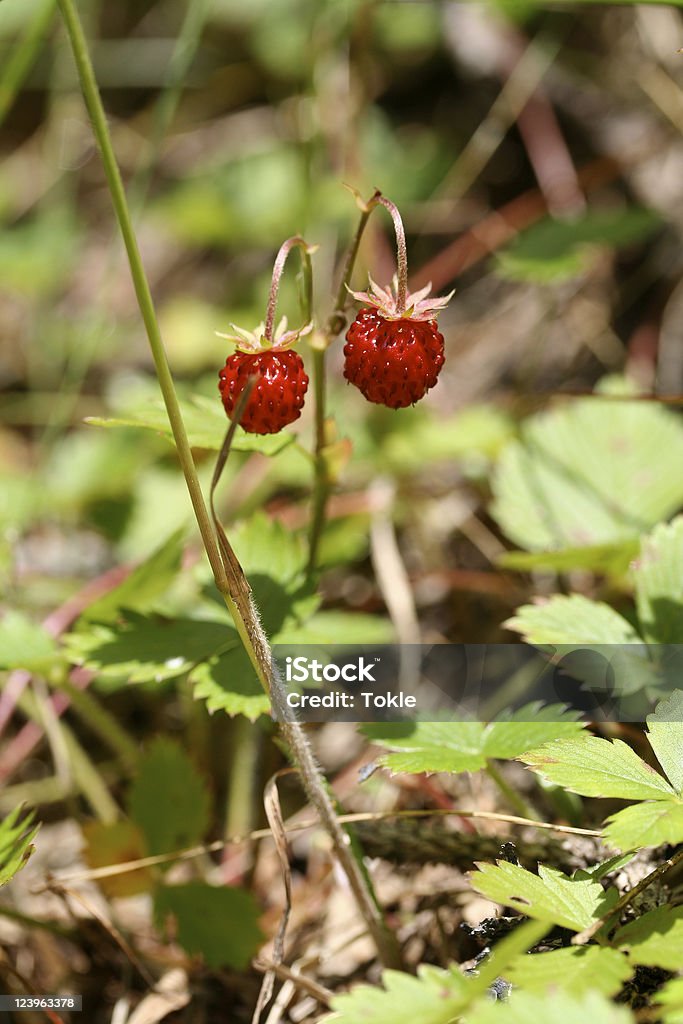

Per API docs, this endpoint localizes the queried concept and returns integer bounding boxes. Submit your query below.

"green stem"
[47,675,139,775]
[307,343,328,574]
[486,761,540,822]
[127,0,212,215]
[264,236,313,342]
[375,195,408,313]
[307,192,380,573]
[56,0,241,635]
[0,0,56,128]
[225,716,260,845]
[57,1,400,970]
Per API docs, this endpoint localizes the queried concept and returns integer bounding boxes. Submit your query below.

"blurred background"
[2,0,683,605]
[2,1,683,1019]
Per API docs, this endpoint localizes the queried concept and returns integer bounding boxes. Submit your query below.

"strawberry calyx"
[216,316,313,354]
[348,274,454,322]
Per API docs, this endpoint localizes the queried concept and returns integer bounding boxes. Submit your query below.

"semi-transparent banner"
[271,644,683,722]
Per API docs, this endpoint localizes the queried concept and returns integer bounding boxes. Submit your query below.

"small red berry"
[344,309,445,409]
[217,317,311,435]
[343,277,452,409]
[218,348,309,435]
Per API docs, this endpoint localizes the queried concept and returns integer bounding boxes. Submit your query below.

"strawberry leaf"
[129,739,211,856]
[81,529,185,623]
[519,736,675,800]
[613,906,683,971]
[505,595,642,645]
[491,379,683,553]
[324,920,549,1024]
[655,978,683,1024]
[466,989,635,1024]
[189,646,269,721]
[87,395,293,455]
[154,882,262,969]
[364,707,584,776]
[0,611,61,673]
[634,517,683,643]
[0,807,39,887]
[604,800,683,851]
[646,693,683,794]
[469,861,617,932]
[63,613,236,684]
[506,946,632,997]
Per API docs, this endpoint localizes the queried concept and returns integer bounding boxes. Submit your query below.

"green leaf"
[505,595,642,645]
[613,906,683,971]
[469,861,617,932]
[520,736,676,800]
[466,990,635,1024]
[495,208,660,284]
[655,978,683,1024]
[275,610,394,645]
[189,646,270,721]
[646,692,683,794]
[481,705,585,759]
[0,611,61,673]
[129,739,211,856]
[634,517,683,643]
[491,382,683,553]
[82,529,185,623]
[230,512,306,583]
[154,882,262,969]
[87,395,293,455]
[363,721,490,774]
[63,612,235,683]
[382,405,514,471]
[325,921,550,1024]
[498,540,638,576]
[325,963,468,1024]
[0,807,39,887]
[364,709,583,775]
[506,945,633,997]
[604,800,683,851]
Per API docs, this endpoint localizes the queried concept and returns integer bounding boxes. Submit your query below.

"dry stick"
[56,0,400,972]
[572,844,683,947]
[51,807,602,887]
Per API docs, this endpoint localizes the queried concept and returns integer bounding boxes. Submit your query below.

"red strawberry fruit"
[344,277,452,409]
[218,318,310,435]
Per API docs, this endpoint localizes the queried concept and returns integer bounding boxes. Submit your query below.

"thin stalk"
[46,675,139,775]
[375,195,408,313]
[486,761,540,822]
[57,0,400,970]
[18,686,119,823]
[225,716,260,850]
[307,344,328,574]
[127,0,212,215]
[307,193,379,573]
[0,0,56,128]
[264,236,313,342]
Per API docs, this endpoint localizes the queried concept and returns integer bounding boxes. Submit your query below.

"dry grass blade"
[251,772,294,1024]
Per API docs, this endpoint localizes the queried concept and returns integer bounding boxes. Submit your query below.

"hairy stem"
[57,0,399,970]
[375,194,408,313]
[264,236,313,343]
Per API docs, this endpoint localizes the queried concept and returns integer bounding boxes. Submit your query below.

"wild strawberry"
[218,318,310,434]
[344,277,452,409]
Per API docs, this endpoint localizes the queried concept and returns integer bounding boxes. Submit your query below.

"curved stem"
[57,2,400,971]
[375,194,408,314]
[264,236,313,342]
[486,762,540,822]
